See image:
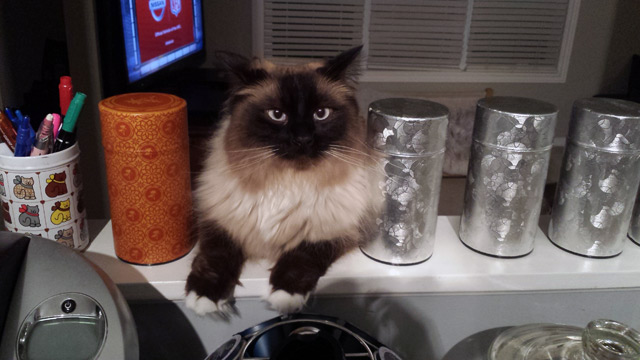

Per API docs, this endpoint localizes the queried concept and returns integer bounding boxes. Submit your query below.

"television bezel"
[96,0,206,97]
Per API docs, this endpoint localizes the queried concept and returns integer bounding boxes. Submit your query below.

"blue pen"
[14,115,32,157]
[15,110,35,145]
[4,107,18,129]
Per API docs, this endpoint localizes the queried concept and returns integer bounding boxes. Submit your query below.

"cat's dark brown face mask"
[218,46,364,167]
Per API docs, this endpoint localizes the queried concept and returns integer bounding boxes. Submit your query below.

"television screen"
[120,0,204,83]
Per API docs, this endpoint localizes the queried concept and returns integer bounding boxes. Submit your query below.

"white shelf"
[84,217,640,301]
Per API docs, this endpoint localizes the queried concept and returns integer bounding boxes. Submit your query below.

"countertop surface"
[84,216,640,301]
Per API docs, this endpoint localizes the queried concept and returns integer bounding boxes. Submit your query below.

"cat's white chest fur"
[196,120,378,260]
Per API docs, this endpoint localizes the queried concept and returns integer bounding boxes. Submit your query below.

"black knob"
[61,299,76,313]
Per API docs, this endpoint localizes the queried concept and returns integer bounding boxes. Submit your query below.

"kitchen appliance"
[0,232,138,359]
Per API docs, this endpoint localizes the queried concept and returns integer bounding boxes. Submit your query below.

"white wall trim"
[556,0,581,83]
[359,69,566,83]
[251,0,264,58]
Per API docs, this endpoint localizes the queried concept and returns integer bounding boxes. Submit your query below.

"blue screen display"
[120,0,203,83]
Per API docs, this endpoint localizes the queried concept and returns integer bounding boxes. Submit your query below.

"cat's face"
[220,47,364,168]
[59,199,70,210]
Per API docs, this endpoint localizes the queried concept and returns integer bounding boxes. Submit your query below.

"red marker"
[59,76,73,116]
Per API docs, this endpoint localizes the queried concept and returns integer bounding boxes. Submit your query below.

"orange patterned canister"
[99,93,194,265]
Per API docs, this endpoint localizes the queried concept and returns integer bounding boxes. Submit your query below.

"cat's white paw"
[266,289,310,314]
[185,291,233,316]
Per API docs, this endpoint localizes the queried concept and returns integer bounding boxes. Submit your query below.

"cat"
[18,204,40,227]
[185,46,382,315]
[0,174,6,197]
[55,227,75,248]
[51,199,72,225]
[45,171,68,198]
[13,176,36,200]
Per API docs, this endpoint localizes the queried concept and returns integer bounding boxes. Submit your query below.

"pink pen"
[30,114,54,156]
[52,113,61,139]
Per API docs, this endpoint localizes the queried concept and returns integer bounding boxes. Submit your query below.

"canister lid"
[474,96,557,151]
[368,98,449,155]
[569,98,640,152]
[98,92,188,152]
[98,93,185,114]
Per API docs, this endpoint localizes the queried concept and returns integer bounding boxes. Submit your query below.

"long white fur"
[185,291,233,316]
[266,289,310,314]
[195,118,380,260]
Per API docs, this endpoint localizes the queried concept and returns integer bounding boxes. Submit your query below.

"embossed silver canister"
[361,98,448,265]
[629,193,640,246]
[549,98,640,257]
[459,97,557,257]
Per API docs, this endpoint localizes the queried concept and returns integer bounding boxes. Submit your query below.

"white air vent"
[253,0,580,82]
[263,0,365,60]
[368,0,469,70]
[466,0,569,70]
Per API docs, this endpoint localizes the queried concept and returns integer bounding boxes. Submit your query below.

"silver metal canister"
[629,193,640,246]
[549,98,640,257]
[361,98,448,265]
[459,96,557,257]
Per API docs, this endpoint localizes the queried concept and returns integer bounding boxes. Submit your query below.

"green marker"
[53,92,86,152]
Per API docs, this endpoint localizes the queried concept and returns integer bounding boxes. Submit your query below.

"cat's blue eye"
[267,109,287,123]
[313,107,331,121]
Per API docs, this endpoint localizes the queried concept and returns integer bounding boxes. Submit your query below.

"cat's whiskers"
[226,145,277,153]
[225,151,277,173]
[325,150,386,177]
[332,143,406,172]
[326,148,403,186]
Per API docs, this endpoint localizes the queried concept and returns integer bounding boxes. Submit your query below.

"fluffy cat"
[185,46,381,315]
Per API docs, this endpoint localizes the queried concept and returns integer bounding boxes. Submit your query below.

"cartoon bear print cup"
[0,143,89,250]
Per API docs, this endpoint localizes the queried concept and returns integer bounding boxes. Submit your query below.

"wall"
[0,0,67,107]
[0,0,635,219]
[356,0,619,139]
[600,0,640,95]
[205,0,631,139]
[62,0,110,219]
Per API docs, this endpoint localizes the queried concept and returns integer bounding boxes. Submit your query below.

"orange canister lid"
[98,93,188,154]
[98,92,185,114]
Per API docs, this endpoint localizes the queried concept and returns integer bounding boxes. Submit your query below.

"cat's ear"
[215,51,268,86]
[317,45,363,82]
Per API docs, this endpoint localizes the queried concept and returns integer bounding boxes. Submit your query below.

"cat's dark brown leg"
[268,239,354,313]
[185,221,246,316]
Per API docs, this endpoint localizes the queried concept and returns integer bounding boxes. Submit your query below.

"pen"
[14,115,32,157]
[52,113,61,140]
[59,76,73,116]
[0,111,17,151]
[14,110,35,145]
[53,92,86,153]
[4,107,18,129]
[30,114,54,156]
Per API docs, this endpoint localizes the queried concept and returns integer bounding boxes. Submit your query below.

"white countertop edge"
[84,217,640,301]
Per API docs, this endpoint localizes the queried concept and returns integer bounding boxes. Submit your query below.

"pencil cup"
[99,93,194,265]
[0,144,89,250]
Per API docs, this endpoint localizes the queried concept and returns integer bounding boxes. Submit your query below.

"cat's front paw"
[266,289,310,314]
[185,291,235,317]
